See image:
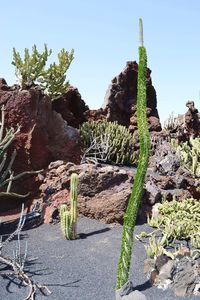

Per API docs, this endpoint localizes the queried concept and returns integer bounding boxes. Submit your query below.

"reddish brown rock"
[84,108,107,122]
[43,189,69,224]
[39,162,133,224]
[52,86,89,128]
[0,80,82,196]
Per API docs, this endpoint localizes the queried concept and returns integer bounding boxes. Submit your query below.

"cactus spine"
[116,18,151,289]
[60,173,78,240]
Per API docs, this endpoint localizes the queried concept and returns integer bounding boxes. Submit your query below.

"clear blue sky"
[1,0,200,124]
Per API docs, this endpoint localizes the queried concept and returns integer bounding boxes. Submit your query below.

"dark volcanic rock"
[52,86,89,128]
[164,100,200,142]
[102,61,161,132]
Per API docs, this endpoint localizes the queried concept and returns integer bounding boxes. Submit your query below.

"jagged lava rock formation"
[52,86,89,128]
[85,61,162,132]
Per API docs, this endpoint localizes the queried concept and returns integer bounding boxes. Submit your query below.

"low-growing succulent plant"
[60,173,78,240]
[137,198,200,259]
[80,120,138,165]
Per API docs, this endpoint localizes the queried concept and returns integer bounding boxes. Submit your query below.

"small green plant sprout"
[144,236,174,260]
[39,48,74,100]
[60,173,78,240]
[12,44,52,89]
[116,18,151,290]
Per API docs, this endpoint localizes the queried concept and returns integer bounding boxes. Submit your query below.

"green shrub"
[39,48,74,100]
[12,44,74,100]
[80,120,138,165]
[12,44,51,89]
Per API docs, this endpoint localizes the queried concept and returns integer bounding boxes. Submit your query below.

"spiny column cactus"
[116,18,151,289]
[60,173,78,240]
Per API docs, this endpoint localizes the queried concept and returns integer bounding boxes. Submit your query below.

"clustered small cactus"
[12,44,74,100]
[80,120,138,165]
[60,173,78,240]
[176,137,200,177]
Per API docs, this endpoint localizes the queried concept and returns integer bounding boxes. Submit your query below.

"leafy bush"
[12,44,74,100]
[12,44,51,89]
[39,48,74,100]
[80,120,138,165]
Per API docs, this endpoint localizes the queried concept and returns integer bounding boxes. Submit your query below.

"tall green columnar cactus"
[116,18,151,289]
[60,173,78,240]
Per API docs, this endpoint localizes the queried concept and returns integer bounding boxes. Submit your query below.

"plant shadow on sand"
[79,227,111,239]
[133,280,152,292]
[1,257,81,296]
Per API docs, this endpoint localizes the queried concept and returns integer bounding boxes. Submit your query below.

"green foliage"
[176,137,200,177]
[148,199,200,249]
[39,48,74,100]
[136,199,200,259]
[12,44,74,100]
[60,173,78,240]
[80,120,138,165]
[12,44,51,89]
[116,18,151,289]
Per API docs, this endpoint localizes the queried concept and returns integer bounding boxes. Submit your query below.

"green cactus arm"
[116,18,151,289]
[70,173,78,222]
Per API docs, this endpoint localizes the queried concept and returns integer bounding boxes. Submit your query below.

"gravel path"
[0,216,199,300]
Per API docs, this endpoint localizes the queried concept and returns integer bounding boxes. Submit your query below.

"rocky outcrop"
[52,86,89,128]
[0,79,81,195]
[37,141,199,224]
[85,61,161,132]
[102,61,161,132]
[164,100,200,142]
[39,162,133,224]
[145,251,200,297]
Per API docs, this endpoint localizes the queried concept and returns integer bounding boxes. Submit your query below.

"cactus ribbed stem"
[70,173,78,239]
[116,18,151,289]
[60,173,78,240]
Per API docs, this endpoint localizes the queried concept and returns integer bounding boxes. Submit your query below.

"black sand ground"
[0,216,199,300]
